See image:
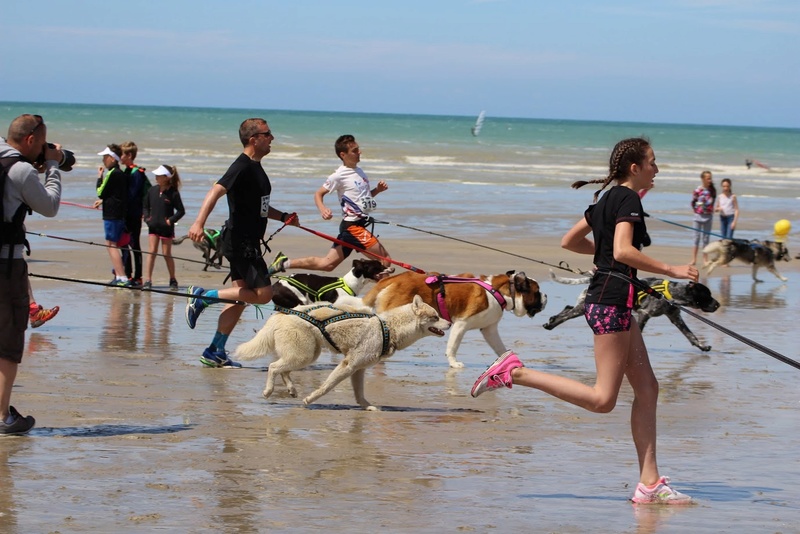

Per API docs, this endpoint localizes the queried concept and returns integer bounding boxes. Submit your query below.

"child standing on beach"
[143,165,185,290]
[690,170,716,265]
[120,141,151,287]
[93,145,130,287]
[715,178,739,240]
[471,138,699,504]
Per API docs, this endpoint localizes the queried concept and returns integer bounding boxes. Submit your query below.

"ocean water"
[2,101,799,247]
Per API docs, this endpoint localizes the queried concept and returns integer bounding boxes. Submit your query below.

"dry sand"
[2,223,799,532]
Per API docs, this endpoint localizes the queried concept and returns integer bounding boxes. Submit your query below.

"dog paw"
[700,345,712,352]
[449,360,465,369]
[288,387,297,398]
[365,405,381,412]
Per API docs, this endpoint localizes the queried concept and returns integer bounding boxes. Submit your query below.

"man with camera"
[0,114,64,435]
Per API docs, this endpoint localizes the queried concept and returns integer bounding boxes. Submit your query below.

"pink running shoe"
[470,350,523,398]
[30,305,60,329]
[631,476,693,505]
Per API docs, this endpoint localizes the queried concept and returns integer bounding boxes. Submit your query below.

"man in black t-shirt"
[185,118,299,368]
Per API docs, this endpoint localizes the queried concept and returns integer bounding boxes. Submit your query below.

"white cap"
[97,147,120,162]
[153,165,173,178]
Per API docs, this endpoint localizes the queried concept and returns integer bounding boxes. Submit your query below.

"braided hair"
[572,137,651,203]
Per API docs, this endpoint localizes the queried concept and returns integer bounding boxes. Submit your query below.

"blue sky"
[3,1,798,128]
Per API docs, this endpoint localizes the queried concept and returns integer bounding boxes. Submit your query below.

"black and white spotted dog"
[271,259,394,309]
[543,271,720,351]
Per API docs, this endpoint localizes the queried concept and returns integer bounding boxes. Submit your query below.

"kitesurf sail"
[471,110,486,137]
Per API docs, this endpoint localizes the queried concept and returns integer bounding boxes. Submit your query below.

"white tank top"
[718,194,735,216]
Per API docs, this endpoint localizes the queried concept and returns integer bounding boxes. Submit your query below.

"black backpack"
[0,155,31,267]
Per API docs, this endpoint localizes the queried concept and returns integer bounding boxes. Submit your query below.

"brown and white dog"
[703,239,790,282]
[362,270,546,368]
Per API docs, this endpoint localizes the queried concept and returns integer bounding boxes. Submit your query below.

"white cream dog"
[234,296,450,410]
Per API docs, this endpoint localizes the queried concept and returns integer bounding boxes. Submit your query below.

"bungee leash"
[29,272,248,306]
[371,219,590,275]
[646,215,727,239]
[603,270,800,371]
[60,200,98,210]
[294,223,426,274]
[26,230,216,269]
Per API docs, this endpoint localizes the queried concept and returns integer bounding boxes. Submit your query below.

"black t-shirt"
[217,153,272,246]
[584,186,648,307]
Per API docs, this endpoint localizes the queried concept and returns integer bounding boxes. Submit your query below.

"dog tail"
[548,269,592,285]
[172,235,190,245]
[233,324,277,361]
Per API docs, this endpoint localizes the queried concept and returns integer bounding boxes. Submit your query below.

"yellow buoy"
[774,219,792,236]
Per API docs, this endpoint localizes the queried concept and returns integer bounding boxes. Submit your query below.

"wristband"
[280,212,289,223]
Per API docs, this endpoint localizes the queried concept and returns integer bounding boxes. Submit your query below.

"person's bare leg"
[215,282,274,335]
[286,247,345,272]
[162,240,176,280]
[107,241,127,278]
[623,321,660,485]
[0,359,18,420]
[145,235,158,282]
[364,241,391,268]
[510,330,631,413]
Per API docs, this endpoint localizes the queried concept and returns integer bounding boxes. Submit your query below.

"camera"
[36,142,76,172]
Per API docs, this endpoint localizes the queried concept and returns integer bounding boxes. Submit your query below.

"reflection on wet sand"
[100,289,178,358]
[713,275,788,310]
[0,440,22,532]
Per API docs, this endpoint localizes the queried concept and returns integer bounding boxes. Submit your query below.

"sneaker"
[631,476,693,505]
[111,279,132,288]
[267,251,288,275]
[142,280,152,290]
[169,279,179,291]
[470,350,524,398]
[130,278,143,288]
[185,286,207,329]
[199,347,242,369]
[30,305,60,328]
[0,406,35,436]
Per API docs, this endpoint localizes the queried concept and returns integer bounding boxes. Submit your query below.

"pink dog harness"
[425,274,508,323]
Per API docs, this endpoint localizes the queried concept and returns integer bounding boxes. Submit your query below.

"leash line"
[29,272,248,306]
[294,223,426,274]
[372,219,589,274]
[60,200,98,210]
[647,215,727,239]
[26,231,215,268]
[603,270,799,370]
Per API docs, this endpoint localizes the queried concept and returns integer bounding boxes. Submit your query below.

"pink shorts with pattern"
[584,303,632,335]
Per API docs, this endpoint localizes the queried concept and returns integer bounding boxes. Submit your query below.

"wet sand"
[3,225,800,533]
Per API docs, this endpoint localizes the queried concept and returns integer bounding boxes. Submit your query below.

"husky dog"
[703,239,790,282]
[235,296,450,410]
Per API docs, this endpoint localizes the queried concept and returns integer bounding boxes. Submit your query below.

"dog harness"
[424,274,509,323]
[275,276,355,302]
[273,304,391,356]
[636,280,672,305]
